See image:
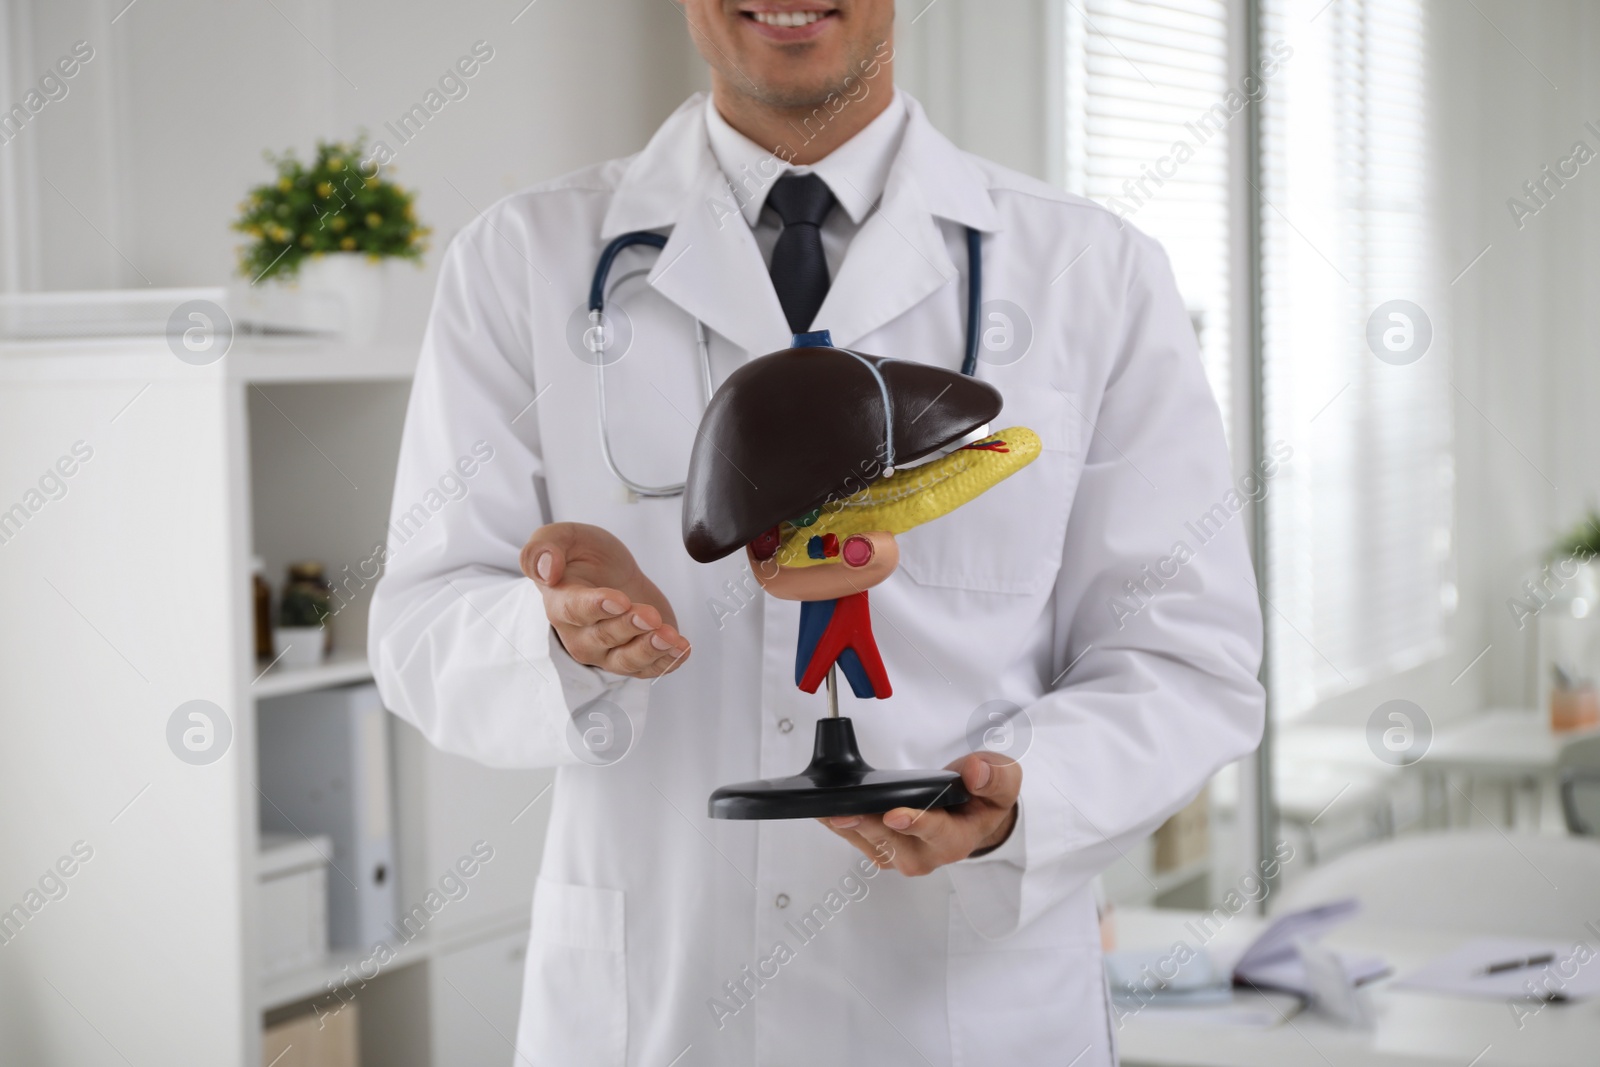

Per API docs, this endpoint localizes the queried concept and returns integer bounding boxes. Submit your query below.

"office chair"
[1561,769,1600,835]
[1558,733,1600,836]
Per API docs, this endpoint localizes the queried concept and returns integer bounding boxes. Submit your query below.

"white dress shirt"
[704,89,908,279]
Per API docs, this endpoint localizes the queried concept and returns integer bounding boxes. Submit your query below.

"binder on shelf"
[258,682,398,951]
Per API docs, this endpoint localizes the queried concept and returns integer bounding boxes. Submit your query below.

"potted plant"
[1551,510,1600,565]
[230,138,429,343]
[1538,511,1600,731]
[273,565,333,669]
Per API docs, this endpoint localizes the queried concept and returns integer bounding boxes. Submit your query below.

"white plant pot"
[272,626,327,669]
[1535,558,1600,726]
[229,252,387,343]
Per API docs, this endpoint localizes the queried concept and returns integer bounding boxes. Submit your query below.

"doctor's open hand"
[818,753,1022,876]
[522,522,692,679]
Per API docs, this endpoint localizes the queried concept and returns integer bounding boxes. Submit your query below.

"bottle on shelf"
[282,561,335,656]
[252,555,274,662]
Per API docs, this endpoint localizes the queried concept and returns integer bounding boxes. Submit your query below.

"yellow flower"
[365,212,382,228]
[340,236,357,250]
[301,234,314,247]
[246,226,263,239]
[403,204,416,221]
[330,216,347,233]
[277,176,292,192]
[329,156,345,171]
[317,182,334,198]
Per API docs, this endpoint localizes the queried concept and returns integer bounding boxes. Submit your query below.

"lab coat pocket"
[516,876,627,1065]
[898,390,1079,595]
[946,892,1114,1067]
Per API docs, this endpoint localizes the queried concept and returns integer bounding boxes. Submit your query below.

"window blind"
[1259,0,1453,716]
[1062,0,1234,426]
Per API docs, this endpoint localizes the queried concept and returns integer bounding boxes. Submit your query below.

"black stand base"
[708,718,970,820]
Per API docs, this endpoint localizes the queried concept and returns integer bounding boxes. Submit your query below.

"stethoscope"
[586,226,984,498]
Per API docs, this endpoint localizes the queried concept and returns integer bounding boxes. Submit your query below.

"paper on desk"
[1107,948,1228,999]
[1298,937,1373,1027]
[1234,946,1389,996]
[1225,898,1359,975]
[1106,947,1300,1029]
[1225,898,1388,998]
[1394,937,1600,1000]
[1120,990,1305,1030]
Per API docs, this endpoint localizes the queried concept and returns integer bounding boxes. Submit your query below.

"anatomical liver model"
[682,331,1039,819]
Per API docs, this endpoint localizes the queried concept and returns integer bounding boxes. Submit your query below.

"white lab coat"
[369,92,1263,1067]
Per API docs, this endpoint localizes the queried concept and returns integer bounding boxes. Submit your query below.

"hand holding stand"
[707,666,970,820]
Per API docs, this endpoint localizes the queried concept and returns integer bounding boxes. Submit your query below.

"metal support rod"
[1244,0,1278,910]
[826,666,839,718]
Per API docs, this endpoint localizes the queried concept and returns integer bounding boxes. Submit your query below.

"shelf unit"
[0,335,552,1067]
[250,649,374,701]
[261,908,529,1013]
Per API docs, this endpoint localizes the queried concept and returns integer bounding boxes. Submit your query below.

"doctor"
[369,1,1264,1064]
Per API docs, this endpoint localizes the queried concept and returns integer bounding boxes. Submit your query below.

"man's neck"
[709,74,895,167]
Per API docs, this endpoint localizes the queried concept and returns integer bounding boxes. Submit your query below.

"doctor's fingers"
[836,812,970,876]
[588,603,669,650]
[598,629,691,677]
[646,642,693,677]
[552,614,662,667]
[950,752,1024,806]
[816,814,936,870]
[521,536,567,585]
[522,520,623,585]
[542,584,634,629]
[814,820,896,869]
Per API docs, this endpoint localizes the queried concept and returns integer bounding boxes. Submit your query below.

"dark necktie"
[766,172,837,334]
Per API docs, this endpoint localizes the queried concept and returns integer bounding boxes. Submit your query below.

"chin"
[744,68,856,111]
[708,2,892,111]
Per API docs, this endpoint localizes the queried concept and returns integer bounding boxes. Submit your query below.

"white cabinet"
[0,336,548,1066]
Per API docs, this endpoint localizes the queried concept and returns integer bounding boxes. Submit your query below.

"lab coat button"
[777,717,794,734]
[775,893,790,909]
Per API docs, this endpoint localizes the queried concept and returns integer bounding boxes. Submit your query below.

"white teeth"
[752,10,824,27]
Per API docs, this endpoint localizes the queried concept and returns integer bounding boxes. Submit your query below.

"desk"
[1115,907,1600,1067]
[1426,709,1600,829]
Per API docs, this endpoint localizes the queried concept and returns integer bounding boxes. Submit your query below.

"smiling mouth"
[740,6,840,31]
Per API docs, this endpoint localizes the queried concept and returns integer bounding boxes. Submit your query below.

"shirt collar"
[599,91,1000,240]
[704,89,909,228]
